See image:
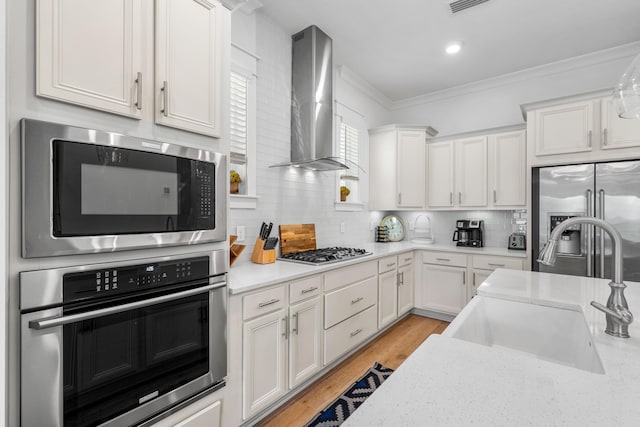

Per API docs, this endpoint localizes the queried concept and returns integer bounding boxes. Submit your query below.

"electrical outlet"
[408,221,415,231]
[236,225,245,242]
[340,222,345,233]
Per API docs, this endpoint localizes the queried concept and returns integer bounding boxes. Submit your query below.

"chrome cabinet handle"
[493,189,497,203]
[488,263,505,267]
[462,272,466,285]
[350,328,363,337]
[282,317,288,339]
[458,192,462,204]
[161,81,168,116]
[134,72,142,110]
[599,189,605,278]
[586,189,593,277]
[258,298,280,308]
[28,282,226,330]
[435,258,450,262]
[301,286,318,294]
[449,192,453,205]
[387,263,395,268]
[473,272,477,288]
[292,312,299,335]
[404,257,412,263]
[603,128,608,146]
[351,297,363,304]
[588,130,592,147]
[398,193,402,205]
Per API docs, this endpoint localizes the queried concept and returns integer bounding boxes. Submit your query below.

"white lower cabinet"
[397,261,414,316]
[324,305,377,364]
[151,394,222,427]
[289,296,323,389]
[241,277,323,419]
[378,256,398,329]
[470,255,524,301]
[421,263,467,315]
[242,308,288,419]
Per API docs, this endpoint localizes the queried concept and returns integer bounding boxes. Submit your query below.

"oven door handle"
[28,282,226,330]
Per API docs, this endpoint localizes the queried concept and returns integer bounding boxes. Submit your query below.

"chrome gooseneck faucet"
[537,216,633,338]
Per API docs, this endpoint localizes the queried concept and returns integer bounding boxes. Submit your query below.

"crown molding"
[337,65,393,110]
[391,41,640,111]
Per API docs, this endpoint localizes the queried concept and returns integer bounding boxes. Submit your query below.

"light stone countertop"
[228,242,526,295]
[342,269,640,426]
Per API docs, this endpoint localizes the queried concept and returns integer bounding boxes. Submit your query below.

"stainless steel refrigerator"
[532,160,640,282]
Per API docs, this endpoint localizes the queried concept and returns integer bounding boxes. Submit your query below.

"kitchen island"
[342,269,640,426]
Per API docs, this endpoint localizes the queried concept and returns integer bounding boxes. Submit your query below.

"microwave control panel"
[62,256,210,304]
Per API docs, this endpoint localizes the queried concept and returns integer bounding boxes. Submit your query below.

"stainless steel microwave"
[22,119,227,258]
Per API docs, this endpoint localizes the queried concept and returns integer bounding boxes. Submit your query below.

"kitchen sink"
[444,296,605,374]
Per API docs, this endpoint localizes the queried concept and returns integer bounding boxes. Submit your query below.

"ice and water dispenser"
[549,214,583,256]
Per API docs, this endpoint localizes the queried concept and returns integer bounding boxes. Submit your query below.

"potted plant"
[230,170,242,194]
[340,185,350,202]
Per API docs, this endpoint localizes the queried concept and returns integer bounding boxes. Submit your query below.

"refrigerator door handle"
[599,189,606,279]
[586,189,593,277]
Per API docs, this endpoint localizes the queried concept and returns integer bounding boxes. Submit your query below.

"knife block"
[251,238,276,264]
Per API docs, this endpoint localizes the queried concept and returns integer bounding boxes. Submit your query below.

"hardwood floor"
[256,314,449,427]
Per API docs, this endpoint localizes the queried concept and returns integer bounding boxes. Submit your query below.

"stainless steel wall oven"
[20,251,227,426]
[21,119,227,258]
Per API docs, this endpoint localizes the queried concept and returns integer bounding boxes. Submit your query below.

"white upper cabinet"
[525,92,640,166]
[37,0,146,118]
[37,0,228,137]
[369,126,427,210]
[427,141,455,208]
[156,0,225,136]
[600,97,640,151]
[488,130,526,208]
[455,136,487,207]
[532,100,594,157]
[397,131,426,208]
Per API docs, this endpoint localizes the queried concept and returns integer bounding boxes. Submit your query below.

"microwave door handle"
[28,281,226,330]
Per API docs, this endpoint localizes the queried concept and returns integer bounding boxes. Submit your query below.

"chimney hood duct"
[270,25,348,171]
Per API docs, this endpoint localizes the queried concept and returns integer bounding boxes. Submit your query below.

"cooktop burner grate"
[279,247,371,265]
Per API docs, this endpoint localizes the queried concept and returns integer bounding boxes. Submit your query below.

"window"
[230,71,248,165]
[229,46,258,209]
[335,103,365,210]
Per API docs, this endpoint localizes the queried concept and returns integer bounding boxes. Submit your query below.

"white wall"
[389,42,640,138]
[228,11,390,263]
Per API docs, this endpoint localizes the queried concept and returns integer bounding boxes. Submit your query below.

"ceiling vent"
[449,0,490,14]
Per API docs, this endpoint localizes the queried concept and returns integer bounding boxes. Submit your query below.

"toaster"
[508,233,526,250]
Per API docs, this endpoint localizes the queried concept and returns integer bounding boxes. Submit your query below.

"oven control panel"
[62,256,210,303]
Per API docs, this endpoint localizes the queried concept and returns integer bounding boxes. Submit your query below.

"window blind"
[339,122,359,177]
[230,71,248,164]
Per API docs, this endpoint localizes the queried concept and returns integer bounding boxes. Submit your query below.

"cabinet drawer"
[422,251,467,267]
[378,256,398,273]
[324,276,377,329]
[290,275,323,304]
[324,261,377,292]
[472,255,523,271]
[397,252,414,267]
[243,285,286,320]
[324,305,377,365]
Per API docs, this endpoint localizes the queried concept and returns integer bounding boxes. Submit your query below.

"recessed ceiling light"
[445,42,463,55]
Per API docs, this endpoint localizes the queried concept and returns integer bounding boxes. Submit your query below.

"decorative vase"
[340,193,347,202]
[230,182,239,194]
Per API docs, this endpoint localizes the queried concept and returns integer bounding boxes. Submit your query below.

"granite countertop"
[228,242,527,295]
[342,269,640,426]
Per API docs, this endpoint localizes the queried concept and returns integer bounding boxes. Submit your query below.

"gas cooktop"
[279,247,371,265]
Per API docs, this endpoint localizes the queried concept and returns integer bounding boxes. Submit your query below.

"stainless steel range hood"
[271,25,348,171]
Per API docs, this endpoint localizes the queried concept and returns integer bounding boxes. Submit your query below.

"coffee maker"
[452,219,484,247]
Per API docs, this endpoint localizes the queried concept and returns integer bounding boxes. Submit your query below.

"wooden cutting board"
[279,224,316,255]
